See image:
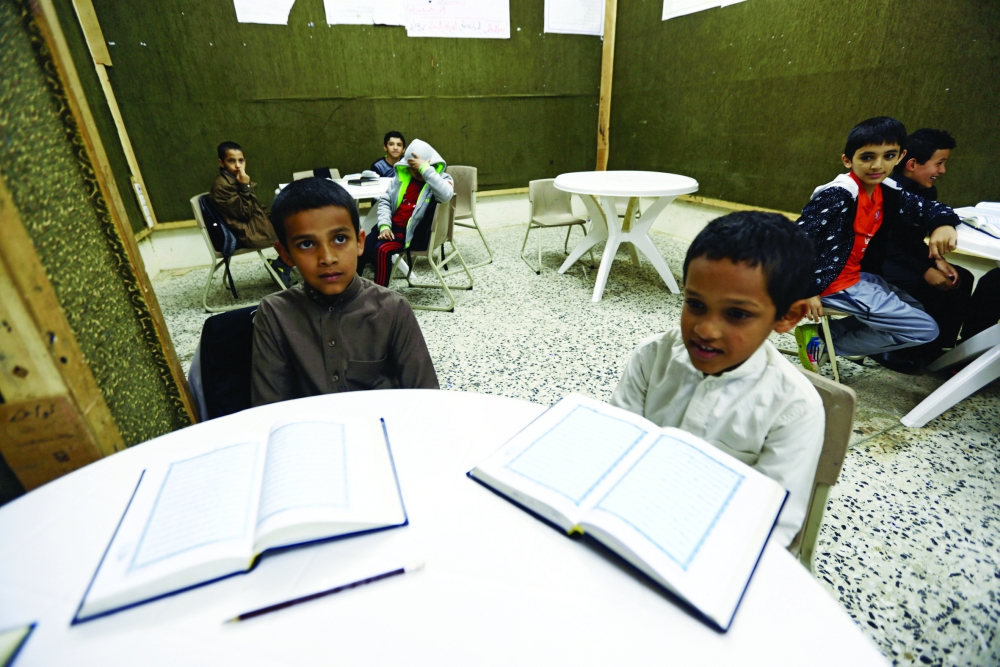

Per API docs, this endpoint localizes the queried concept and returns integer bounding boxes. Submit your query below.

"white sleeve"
[609,343,653,418]
[754,399,826,547]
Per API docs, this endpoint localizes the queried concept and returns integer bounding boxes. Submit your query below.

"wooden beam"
[595,0,618,171]
[31,0,197,424]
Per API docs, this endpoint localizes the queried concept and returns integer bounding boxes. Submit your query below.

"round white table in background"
[0,390,886,666]
[901,225,1000,427]
[554,171,699,302]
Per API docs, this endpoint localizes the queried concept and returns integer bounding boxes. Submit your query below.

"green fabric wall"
[0,0,191,457]
[612,0,1000,213]
[87,0,602,222]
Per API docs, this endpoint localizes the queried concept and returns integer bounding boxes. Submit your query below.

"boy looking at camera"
[371,131,406,177]
[611,212,824,547]
[795,117,961,373]
[251,178,438,406]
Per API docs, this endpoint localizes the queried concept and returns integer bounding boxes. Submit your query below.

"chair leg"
[520,223,541,274]
[821,315,840,383]
[455,214,493,269]
[402,242,473,312]
[202,259,244,313]
[258,250,287,290]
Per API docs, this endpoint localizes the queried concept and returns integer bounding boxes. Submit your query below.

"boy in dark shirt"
[370,131,406,177]
[795,117,961,373]
[251,178,439,406]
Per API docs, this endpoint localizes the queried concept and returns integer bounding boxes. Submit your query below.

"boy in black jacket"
[795,117,960,372]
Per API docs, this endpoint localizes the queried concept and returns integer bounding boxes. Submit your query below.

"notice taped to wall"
[404,0,510,38]
[544,0,603,36]
[233,0,297,24]
[662,0,744,21]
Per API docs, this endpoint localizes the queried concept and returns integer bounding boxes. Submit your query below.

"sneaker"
[795,323,825,372]
[268,258,293,289]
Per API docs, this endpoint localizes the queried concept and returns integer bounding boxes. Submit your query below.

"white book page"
[80,441,265,619]
[470,395,657,530]
[252,417,405,554]
[581,429,785,628]
[544,0,603,36]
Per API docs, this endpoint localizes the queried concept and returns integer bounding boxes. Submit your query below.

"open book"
[74,416,407,623]
[469,395,787,632]
[955,202,1000,239]
[346,170,382,186]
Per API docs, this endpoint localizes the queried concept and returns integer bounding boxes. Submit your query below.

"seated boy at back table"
[360,138,454,286]
[611,212,825,547]
[371,131,406,178]
[795,117,961,372]
[250,178,439,406]
[209,141,292,285]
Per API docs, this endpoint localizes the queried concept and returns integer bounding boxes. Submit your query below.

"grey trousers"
[820,272,939,357]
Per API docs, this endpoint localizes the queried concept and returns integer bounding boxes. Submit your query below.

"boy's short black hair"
[843,117,907,160]
[217,141,243,160]
[269,178,360,247]
[903,128,956,165]
[383,131,405,146]
[683,211,816,318]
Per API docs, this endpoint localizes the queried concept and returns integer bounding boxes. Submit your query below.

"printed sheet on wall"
[404,0,510,38]
[662,0,744,21]
[544,0,603,37]
[232,0,298,24]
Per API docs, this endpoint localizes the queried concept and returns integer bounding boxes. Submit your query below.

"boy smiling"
[250,178,438,406]
[795,117,961,372]
[611,212,824,547]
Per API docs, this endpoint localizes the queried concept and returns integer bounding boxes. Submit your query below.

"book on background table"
[954,202,1000,239]
[468,394,787,632]
[74,416,407,623]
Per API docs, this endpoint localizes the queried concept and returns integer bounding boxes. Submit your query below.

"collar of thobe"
[303,275,362,308]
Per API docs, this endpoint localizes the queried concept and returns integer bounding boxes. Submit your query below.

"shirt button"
[328,306,334,313]
[328,340,336,347]
[332,374,340,382]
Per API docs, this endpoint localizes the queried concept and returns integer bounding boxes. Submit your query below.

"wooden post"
[596,0,618,171]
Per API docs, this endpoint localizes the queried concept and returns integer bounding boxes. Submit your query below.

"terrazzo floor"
[151,199,999,667]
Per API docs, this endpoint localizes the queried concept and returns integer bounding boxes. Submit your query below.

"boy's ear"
[904,156,917,173]
[773,299,809,334]
[840,154,853,169]
[274,241,295,267]
[356,229,366,255]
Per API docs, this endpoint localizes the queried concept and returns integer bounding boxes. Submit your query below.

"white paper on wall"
[544,0,603,37]
[662,0,744,21]
[404,0,510,39]
[323,0,404,25]
[233,0,297,24]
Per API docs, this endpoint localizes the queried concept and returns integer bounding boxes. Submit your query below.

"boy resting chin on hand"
[611,212,825,547]
[250,178,438,407]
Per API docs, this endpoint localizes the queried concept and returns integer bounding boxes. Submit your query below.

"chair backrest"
[421,198,456,254]
[528,179,574,221]
[199,305,258,419]
[292,168,342,181]
[448,166,477,218]
[192,193,238,258]
[791,368,857,564]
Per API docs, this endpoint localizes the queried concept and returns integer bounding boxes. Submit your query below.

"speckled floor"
[151,199,999,667]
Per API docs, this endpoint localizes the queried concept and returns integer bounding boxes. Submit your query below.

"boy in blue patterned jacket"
[795,117,961,372]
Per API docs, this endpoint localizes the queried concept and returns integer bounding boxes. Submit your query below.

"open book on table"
[74,416,407,623]
[955,202,1000,239]
[469,394,787,632]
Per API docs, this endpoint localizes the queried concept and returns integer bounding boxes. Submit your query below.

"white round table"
[554,171,699,302]
[0,390,886,666]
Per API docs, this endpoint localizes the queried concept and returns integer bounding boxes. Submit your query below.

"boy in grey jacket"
[360,139,454,286]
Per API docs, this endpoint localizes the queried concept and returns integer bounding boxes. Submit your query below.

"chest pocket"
[345,357,395,391]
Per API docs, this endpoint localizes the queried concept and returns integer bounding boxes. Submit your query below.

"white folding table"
[554,171,699,302]
[901,225,1000,427]
[0,390,886,666]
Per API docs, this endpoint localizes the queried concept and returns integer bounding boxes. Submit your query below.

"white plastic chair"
[389,199,472,312]
[190,194,286,313]
[779,309,854,383]
[522,179,594,274]
[447,166,492,268]
[292,168,341,181]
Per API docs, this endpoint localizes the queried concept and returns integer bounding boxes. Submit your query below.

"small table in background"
[901,224,1000,427]
[554,170,699,302]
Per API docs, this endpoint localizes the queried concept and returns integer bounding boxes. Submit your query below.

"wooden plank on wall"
[68,0,111,66]
[596,0,618,171]
[32,0,197,423]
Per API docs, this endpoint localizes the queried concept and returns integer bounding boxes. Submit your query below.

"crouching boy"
[610,212,825,547]
[251,177,439,406]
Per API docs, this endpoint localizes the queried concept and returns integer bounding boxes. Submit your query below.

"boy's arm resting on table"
[419,164,454,202]
[899,190,961,259]
[250,301,295,407]
[210,176,259,222]
[753,397,826,548]
[390,299,439,389]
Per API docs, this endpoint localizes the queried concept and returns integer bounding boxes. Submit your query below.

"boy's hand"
[378,228,394,241]
[236,163,251,185]
[407,152,429,172]
[927,226,958,259]
[924,259,960,291]
[805,296,824,322]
